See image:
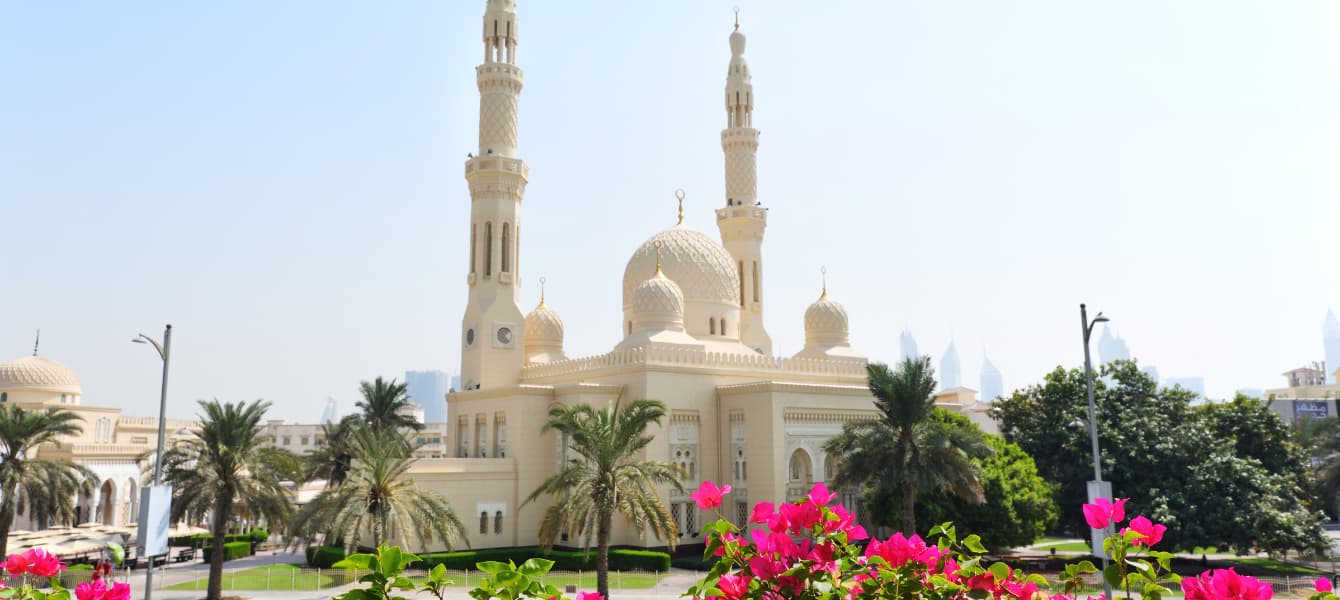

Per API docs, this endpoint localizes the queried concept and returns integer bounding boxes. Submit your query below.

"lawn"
[1226,558,1324,576]
[1032,540,1092,553]
[426,570,665,589]
[165,564,338,591]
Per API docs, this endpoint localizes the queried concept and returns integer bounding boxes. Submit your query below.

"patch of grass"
[420,571,665,589]
[165,564,339,591]
[1226,558,1324,576]
[1189,546,1220,554]
[1033,541,1091,553]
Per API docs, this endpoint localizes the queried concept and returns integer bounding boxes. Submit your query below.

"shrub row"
[202,541,252,563]
[306,545,347,569]
[171,528,268,548]
[415,547,670,572]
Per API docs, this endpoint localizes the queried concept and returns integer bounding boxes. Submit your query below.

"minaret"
[715,12,772,355]
[461,0,527,390]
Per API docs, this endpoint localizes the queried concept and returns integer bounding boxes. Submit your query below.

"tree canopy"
[992,360,1325,554]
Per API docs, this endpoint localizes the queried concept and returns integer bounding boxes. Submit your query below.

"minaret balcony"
[465,156,529,179]
[716,206,768,222]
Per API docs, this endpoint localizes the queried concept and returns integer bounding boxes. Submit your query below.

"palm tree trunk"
[597,511,612,600]
[0,482,16,557]
[208,493,233,600]
[900,474,916,536]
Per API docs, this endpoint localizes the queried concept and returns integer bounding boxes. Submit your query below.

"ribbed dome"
[804,292,849,345]
[632,271,685,318]
[622,226,740,309]
[525,301,564,343]
[0,355,81,393]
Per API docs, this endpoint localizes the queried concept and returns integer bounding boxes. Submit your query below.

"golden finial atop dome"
[819,266,829,300]
[654,241,664,276]
[734,6,740,31]
[32,329,39,357]
[538,276,547,308]
[675,188,685,226]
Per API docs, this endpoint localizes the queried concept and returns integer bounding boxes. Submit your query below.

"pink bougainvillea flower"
[1182,568,1272,600]
[1318,577,1334,593]
[689,481,731,510]
[716,573,751,600]
[1004,579,1040,599]
[1081,497,1128,529]
[964,572,997,591]
[575,592,604,600]
[779,501,821,533]
[4,552,29,576]
[22,548,63,577]
[807,482,837,506]
[1121,515,1167,547]
[749,502,774,525]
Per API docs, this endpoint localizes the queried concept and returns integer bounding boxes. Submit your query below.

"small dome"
[632,271,685,319]
[804,291,849,346]
[729,30,746,56]
[622,226,740,310]
[0,355,81,394]
[525,300,564,343]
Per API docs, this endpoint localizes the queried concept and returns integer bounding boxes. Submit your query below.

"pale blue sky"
[3,1,1338,422]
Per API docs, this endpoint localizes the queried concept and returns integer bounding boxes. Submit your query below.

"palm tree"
[302,414,361,488]
[287,426,466,552]
[0,405,96,555]
[824,358,991,535]
[524,399,683,600]
[158,399,292,600]
[356,377,424,433]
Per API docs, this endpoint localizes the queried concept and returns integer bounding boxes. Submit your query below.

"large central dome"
[622,226,741,308]
[0,355,81,393]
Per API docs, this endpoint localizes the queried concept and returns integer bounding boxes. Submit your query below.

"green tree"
[993,360,1325,554]
[356,377,424,433]
[0,405,96,556]
[824,358,991,535]
[912,424,1058,551]
[288,426,466,553]
[303,414,361,488]
[524,399,683,600]
[159,399,293,600]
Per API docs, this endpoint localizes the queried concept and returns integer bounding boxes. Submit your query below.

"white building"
[404,0,997,551]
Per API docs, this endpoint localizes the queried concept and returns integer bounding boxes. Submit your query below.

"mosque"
[410,0,995,550]
[0,339,197,531]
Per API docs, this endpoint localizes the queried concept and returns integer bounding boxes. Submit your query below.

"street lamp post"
[133,324,171,600]
[1080,304,1111,600]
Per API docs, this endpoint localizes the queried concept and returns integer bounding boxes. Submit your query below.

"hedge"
[414,547,669,572]
[202,541,252,563]
[306,545,347,569]
[172,532,262,547]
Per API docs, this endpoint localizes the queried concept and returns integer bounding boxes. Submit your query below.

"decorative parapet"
[116,416,200,429]
[522,346,866,381]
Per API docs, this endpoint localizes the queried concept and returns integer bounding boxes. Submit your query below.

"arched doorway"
[124,479,138,525]
[787,449,812,501]
[98,480,115,525]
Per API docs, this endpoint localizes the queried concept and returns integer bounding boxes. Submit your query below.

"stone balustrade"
[522,346,866,381]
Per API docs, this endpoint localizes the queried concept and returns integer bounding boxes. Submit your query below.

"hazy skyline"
[3,1,1338,422]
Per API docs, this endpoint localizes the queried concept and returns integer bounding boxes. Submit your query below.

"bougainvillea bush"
[686,480,1336,600]
[0,548,129,600]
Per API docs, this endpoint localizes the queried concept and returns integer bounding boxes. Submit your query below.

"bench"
[130,555,168,569]
[174,548,196,563]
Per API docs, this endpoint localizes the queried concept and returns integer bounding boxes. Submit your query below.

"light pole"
[133,324,171,600]
[1080,304,1111,600]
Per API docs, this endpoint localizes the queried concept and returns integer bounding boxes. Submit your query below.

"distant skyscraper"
[1165,377,1205,397]
[900,330,918,362]
[1142,365,1160,386]
[1324,309,1340,384]
[405,370,449,423]
[940,340,961,390]
[980,353,1003,402]
[320,397,338,424]
[1236,388,1264,400]
[1097,326,1130,365]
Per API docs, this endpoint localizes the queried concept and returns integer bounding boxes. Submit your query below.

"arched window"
[709,318,716,335]
[470,224,477,274]
[1,392,7,402]
[627,321,632,336]
[752,261,760,302]
[480,512,488,534]
[738,261,745,307]
[789,449,811,484]
[487,222,497,275]
[494,511,503,535]
[501,223,511,273]
[720,318,727,336]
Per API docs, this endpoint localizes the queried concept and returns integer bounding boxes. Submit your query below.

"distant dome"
[0,355,81,394]
[632,271,685,319]
[804,292,849,346]
[525,301,564,343]
[622,226,740,310]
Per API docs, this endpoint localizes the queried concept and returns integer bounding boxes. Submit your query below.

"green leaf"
[476,561,510,575]
[518,558,555,577]
[1103,563,1124,589]
[495,570,523,587]
[334,554,374,570]
[333,589,379,600]
[988,561,1012,580]
[962,534,987,554]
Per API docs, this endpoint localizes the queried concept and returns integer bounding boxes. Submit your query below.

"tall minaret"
[461,0,527,390]
[715,12,772,355]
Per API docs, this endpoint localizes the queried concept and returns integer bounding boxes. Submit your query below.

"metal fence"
[160,567,667,593]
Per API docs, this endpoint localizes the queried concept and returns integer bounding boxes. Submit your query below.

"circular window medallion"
[496,326,513,346]
[465,328,476,347]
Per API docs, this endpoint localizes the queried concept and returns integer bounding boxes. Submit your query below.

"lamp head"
[132,338,147,344]
[1093,313,1110,324]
